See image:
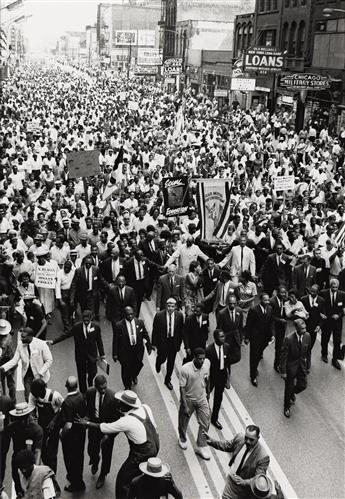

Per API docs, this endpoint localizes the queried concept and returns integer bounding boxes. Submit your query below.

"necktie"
[99,394,103,417]
[332,292,336,307]
[298,336,302,348]
[27,344,31,360]
[232,311,235,322]
[277,256,280,267]
[130,322,136,345]
[240,247,244,272]
[209,270,213,279]
[236,448,249,475]
[168,314,172,337]
[138,261,142,279]
[170,278,173,292]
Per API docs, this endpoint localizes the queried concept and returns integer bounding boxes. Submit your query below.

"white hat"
[0,319,11,336]
[36,247,48,257]
[139,457,170,478]
[115,390,141,408]
[10,402,34,417]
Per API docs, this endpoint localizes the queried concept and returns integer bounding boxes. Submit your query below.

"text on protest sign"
[35,264,57,289]
[274,175,295,192]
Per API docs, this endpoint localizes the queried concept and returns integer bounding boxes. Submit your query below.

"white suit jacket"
[219,245,256,277]
[2,337,53,383]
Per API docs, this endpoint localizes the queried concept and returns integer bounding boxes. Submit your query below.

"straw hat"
[0,319,11,336]
[10,402,34,418]
[139,457,170,478]
[114,390,141,408]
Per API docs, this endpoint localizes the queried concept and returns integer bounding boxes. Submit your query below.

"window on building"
[292,0,298,6]
[297,21,306,56]
[272,0,278,9]
[260,29,276,46]
[243,25,248,51]
[248,24,253,47]
[236,25,243,57]
[285,0,290,7]
[266,0,272,11]
[300,0,307,5]
[289,22,297,54]
[259,0,265,12]
[282,22,289,52]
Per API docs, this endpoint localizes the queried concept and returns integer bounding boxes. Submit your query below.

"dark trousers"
[12,453,22,494]
[284,369,308,410]
[115,456,142,499]
[87,428,115,477]
[321,320,342,361]
[61,428,86,489]
[274,327,286,368]
[23,367,34,402]
[79,292,100,319]
[0,431,10,485]
[42,429,60,474]
[121,360,143,390]
[250,338,269,380]
[156,341,177,383]
[210,369,228,422]
[1,371,16,402]
[306,329,318,369]
[133,281,146,315]
[76,359,97,394]
[59,289,73,332]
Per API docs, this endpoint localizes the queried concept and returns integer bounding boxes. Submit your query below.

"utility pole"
[127,42,132,80]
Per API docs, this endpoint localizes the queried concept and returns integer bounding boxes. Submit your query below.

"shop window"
[285,0,290,7]
[266,0,272,11]
[236,25,243,57]
[248,24,253,47]
[292,0,298,6]
[243,25,248,51]
[272,0,278,9]
[259,0,265,12]
[260,29,276,47]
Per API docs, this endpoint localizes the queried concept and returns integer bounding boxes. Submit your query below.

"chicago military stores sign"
[244,47,284,74]
[278,73,331,91]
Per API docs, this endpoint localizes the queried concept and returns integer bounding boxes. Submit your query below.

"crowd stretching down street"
[0,61,344,499]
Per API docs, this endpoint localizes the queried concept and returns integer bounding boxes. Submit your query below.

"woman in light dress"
[284,289,309,335]
[184,260,204,316]
[235,270,257,327]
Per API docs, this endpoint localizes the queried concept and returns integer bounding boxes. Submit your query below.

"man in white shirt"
[56,260,75,333]
[219,236,256,283]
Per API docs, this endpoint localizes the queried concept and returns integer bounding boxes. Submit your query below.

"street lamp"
[322,7,345,16]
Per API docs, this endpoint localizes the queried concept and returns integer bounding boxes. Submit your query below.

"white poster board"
[35,263,57,289]
[231,78,256,91]
[274,175,295,191]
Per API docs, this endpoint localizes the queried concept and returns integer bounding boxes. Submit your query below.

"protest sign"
[154,154,165,167]
[128,101,139,111]
[67,150,101,179]
[274,175,295,191]
[162,177,189,217]
[35,263,57,289]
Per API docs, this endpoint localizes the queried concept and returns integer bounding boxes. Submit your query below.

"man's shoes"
[321,356,328,363]
[91,463,98,475]
[132,377,138,385]
[251,378,258,387]
[195,446,211,460]
[178,437,187,450]
[211,420,223,430]
[96,475,106,489]
[332,359,341,370]
[155,359,161,373]
[341,345,345,360]
[64,484,86,493]
[165,381,173,390]
[290,393,296,402]
[284,409,290,418]
[273,364,280,373]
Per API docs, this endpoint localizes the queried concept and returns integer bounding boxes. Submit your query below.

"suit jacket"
[85,387,118,423]
[261,253,291,295]
[206,342,231,384]
[220,245,256,277]
[113,317,151,361]
[123,258,149,290]
[183,313,209,351]
[292,264,316,296]
[106,285,137,322]
[53,321,104,363]
[320,289,345,322]
[152,310,184,354]
[60,392,86,434]
[217,307,243,364]
[202,267,220,296]
[100,257,124,284]
[2,337,52,383]
[280,332,311,376]
[0,394,15,426]
[209,433,269,480]
[246,304,274,343]
[138,238,160,265]
[70,265,107,304]
[156,274,185,309]
[270,295,287,336]
[301,294,326,333]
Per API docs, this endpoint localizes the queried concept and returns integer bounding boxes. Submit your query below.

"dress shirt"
[85,267,92,291]
[134,259,144,280]
[55,268,75,299]
[83,323,90,339]
[230,445,253,475]
[149,240,156,252]
[50,245,70,266]
[100,404,157,443]
[166,312,175,338]
[196,314,203,328]
[126,319,137,345]
[112,259,120,281]
[215,344,225,370]
[309,295,318,308]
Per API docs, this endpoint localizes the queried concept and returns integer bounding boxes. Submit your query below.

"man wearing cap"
[57,218,72,245]
[69,249,81,269]
[205,424,270,499]
[152,297,184,390]
[280,318,311,418]
[75,232,91,261]
[76,389,159,499]
[29,234,49,260]
[128,457,183,499]
[0,327,53,401]
[0,319,15,401]
[6,402,44,498]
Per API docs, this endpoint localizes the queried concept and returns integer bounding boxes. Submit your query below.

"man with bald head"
[156,264,185,311]
[60,376,86,492]
[113,306,151,390]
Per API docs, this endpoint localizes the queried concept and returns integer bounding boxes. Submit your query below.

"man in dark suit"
[246,293,274,387]
[301,284,326,370]
[70,254,108,320]
[113,306,152,389]
[152,297,184,390]
[0,388,15,486]
[206,329,231,430]
[292,254,316,297]
[280,319,311,418]
[106,275,137,331]
[310,248,327,289]
[217,295,243,366]
[270,286,288,373]
[52,309,105,393]
[260,243,291,296]
[183,302,209,362]
[202,258,220,313]
[205,424,270,499]
[85,375,119,489]
[138,231,161,299]
[59,376,86,492]
[320,278,345,369]
[123,249,150,314]
[156,264,185,310]
[100,248,124,285]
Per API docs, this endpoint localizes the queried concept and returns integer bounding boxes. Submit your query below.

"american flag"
[334,222,345,247]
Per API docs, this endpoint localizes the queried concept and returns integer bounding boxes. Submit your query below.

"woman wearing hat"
[127,457,183,499]
[0,320,15,401]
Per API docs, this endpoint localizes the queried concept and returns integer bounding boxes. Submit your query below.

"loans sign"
[244,47,284,74]
[163,58,182,76]
[279,73,330,91]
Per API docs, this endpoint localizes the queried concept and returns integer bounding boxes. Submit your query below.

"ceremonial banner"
[35,263,57,289]
[196,179,232,241]
[67,150,101,178]
[162,177,189,217]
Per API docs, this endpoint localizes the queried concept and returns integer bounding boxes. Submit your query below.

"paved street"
[4,294,344,499]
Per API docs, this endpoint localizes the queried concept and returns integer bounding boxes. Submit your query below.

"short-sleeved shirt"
[179,359,210,403]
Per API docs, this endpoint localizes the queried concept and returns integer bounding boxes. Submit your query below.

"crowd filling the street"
[0,61,344,499]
